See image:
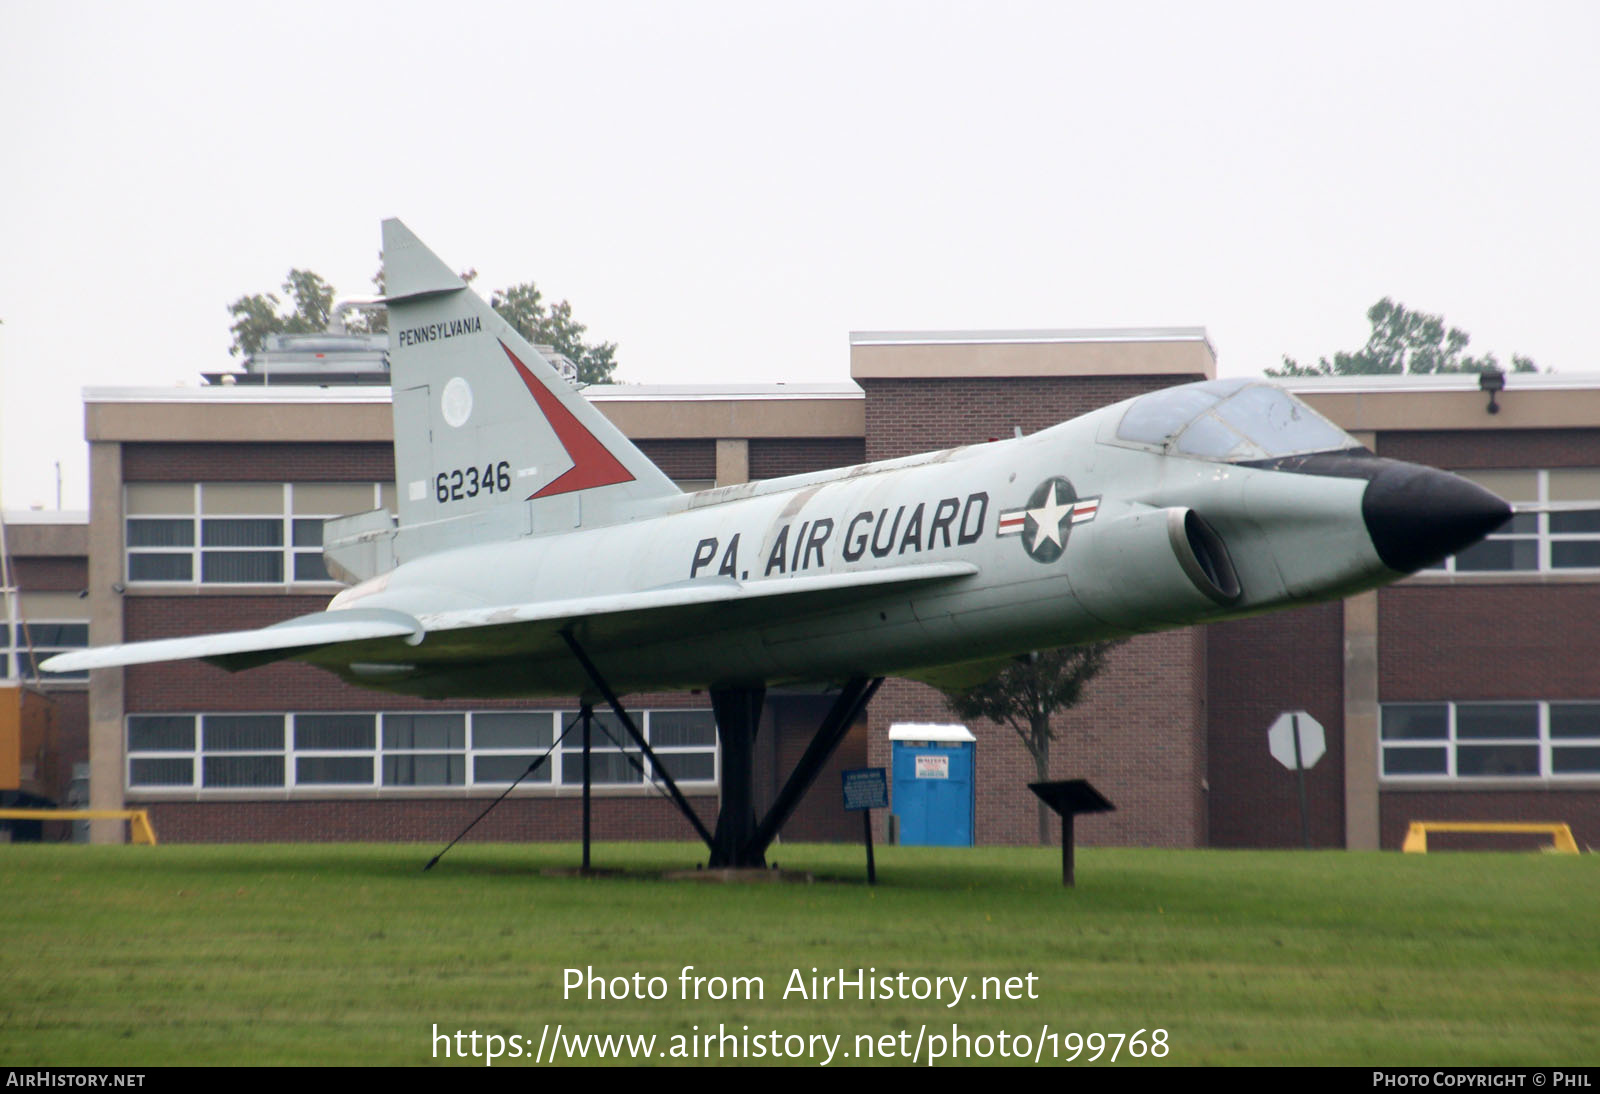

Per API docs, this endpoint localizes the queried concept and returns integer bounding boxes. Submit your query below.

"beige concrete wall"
[88,401,393,444]
[86,442,125,843]
[597,397,862,440]
[4,522,88,556]
[1342,591,1379,850]
[715,439,750,487]
[87,393,865,443]
[1299,386,1600,433]
[17,592,90,619]
[852,335,1216,380]
[84,375,1600,447]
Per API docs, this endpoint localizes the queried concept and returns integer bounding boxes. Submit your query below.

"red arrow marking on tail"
[500,341,635,499]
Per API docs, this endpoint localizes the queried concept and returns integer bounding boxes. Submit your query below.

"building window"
[201,714,286,788]
[642,709,718,781]
[561,711,642,785]
[3,619,90,681]
[382,713,466,787]
[1381,701,1600,779]
[124,482,392,587]
[294,713,377,786]
[126,709,718,792]
[1428,470,1600,573]
[471,711,554,786]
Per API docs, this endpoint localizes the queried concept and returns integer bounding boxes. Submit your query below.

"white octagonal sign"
[1268,711,1325,771]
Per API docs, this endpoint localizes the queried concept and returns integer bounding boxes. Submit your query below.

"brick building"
[9,329,1598,850]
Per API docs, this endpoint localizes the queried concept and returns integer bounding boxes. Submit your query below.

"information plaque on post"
[842,767,889,885]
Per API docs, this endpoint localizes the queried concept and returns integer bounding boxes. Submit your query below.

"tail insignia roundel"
[500,341,636,499]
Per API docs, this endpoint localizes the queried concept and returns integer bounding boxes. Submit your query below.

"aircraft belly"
[377,586,1099,698]
[753,573,1098,683]
[912,577,1110,649]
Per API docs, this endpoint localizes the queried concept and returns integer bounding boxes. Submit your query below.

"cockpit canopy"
[1112,379,1359,462]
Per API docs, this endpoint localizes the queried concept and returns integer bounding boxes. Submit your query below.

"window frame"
[1380,700,1600,782]
[124,482,388,589]
[125,708,720,794]
[3,618,91,682]
[1428,470,1600,575]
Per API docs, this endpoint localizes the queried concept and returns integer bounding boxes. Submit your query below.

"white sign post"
[1268,711,1325,849]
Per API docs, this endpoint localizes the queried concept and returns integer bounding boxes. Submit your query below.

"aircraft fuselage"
[321,388,1500,699]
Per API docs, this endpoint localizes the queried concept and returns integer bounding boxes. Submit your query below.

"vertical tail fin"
[380,219,678,545]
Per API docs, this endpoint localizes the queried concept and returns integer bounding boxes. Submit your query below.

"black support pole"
[709,686,766,869]
[1062,813,1074,887]
[863,809,877,886]
[581,701,592,872]
[1292,712,1312,850]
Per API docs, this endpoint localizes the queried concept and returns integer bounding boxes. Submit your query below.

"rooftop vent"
[204,331,390,386]
[533,345,580,385]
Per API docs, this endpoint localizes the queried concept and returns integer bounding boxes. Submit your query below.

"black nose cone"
[1362,463,1513,573]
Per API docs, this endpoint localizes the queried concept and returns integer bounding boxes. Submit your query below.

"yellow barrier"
[1402,821,1578,854]
[0,808,158,846]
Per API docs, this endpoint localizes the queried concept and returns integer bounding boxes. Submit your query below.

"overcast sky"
[3,0,1596,510]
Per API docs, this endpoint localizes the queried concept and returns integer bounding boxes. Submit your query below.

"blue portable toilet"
[889,723,976,846]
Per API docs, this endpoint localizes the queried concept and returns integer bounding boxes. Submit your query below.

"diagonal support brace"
[560,630,716,851]
[744,676,882,862]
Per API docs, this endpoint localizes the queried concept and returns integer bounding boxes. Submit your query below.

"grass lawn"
[1,841,1594,1066]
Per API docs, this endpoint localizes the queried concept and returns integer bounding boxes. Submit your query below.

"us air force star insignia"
[996,477,1100,563]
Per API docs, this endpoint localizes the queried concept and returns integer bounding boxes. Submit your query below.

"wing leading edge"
[39,609,427,674]
[40,562,979,677]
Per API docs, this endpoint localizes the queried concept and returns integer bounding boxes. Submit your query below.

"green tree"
[227,270,337,357]
[490,283,618,385]
[942,642,1123,844]
[228,267,618,384]
[1269,298,1538,378]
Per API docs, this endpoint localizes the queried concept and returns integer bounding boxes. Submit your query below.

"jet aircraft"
[45,219,1511,866]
